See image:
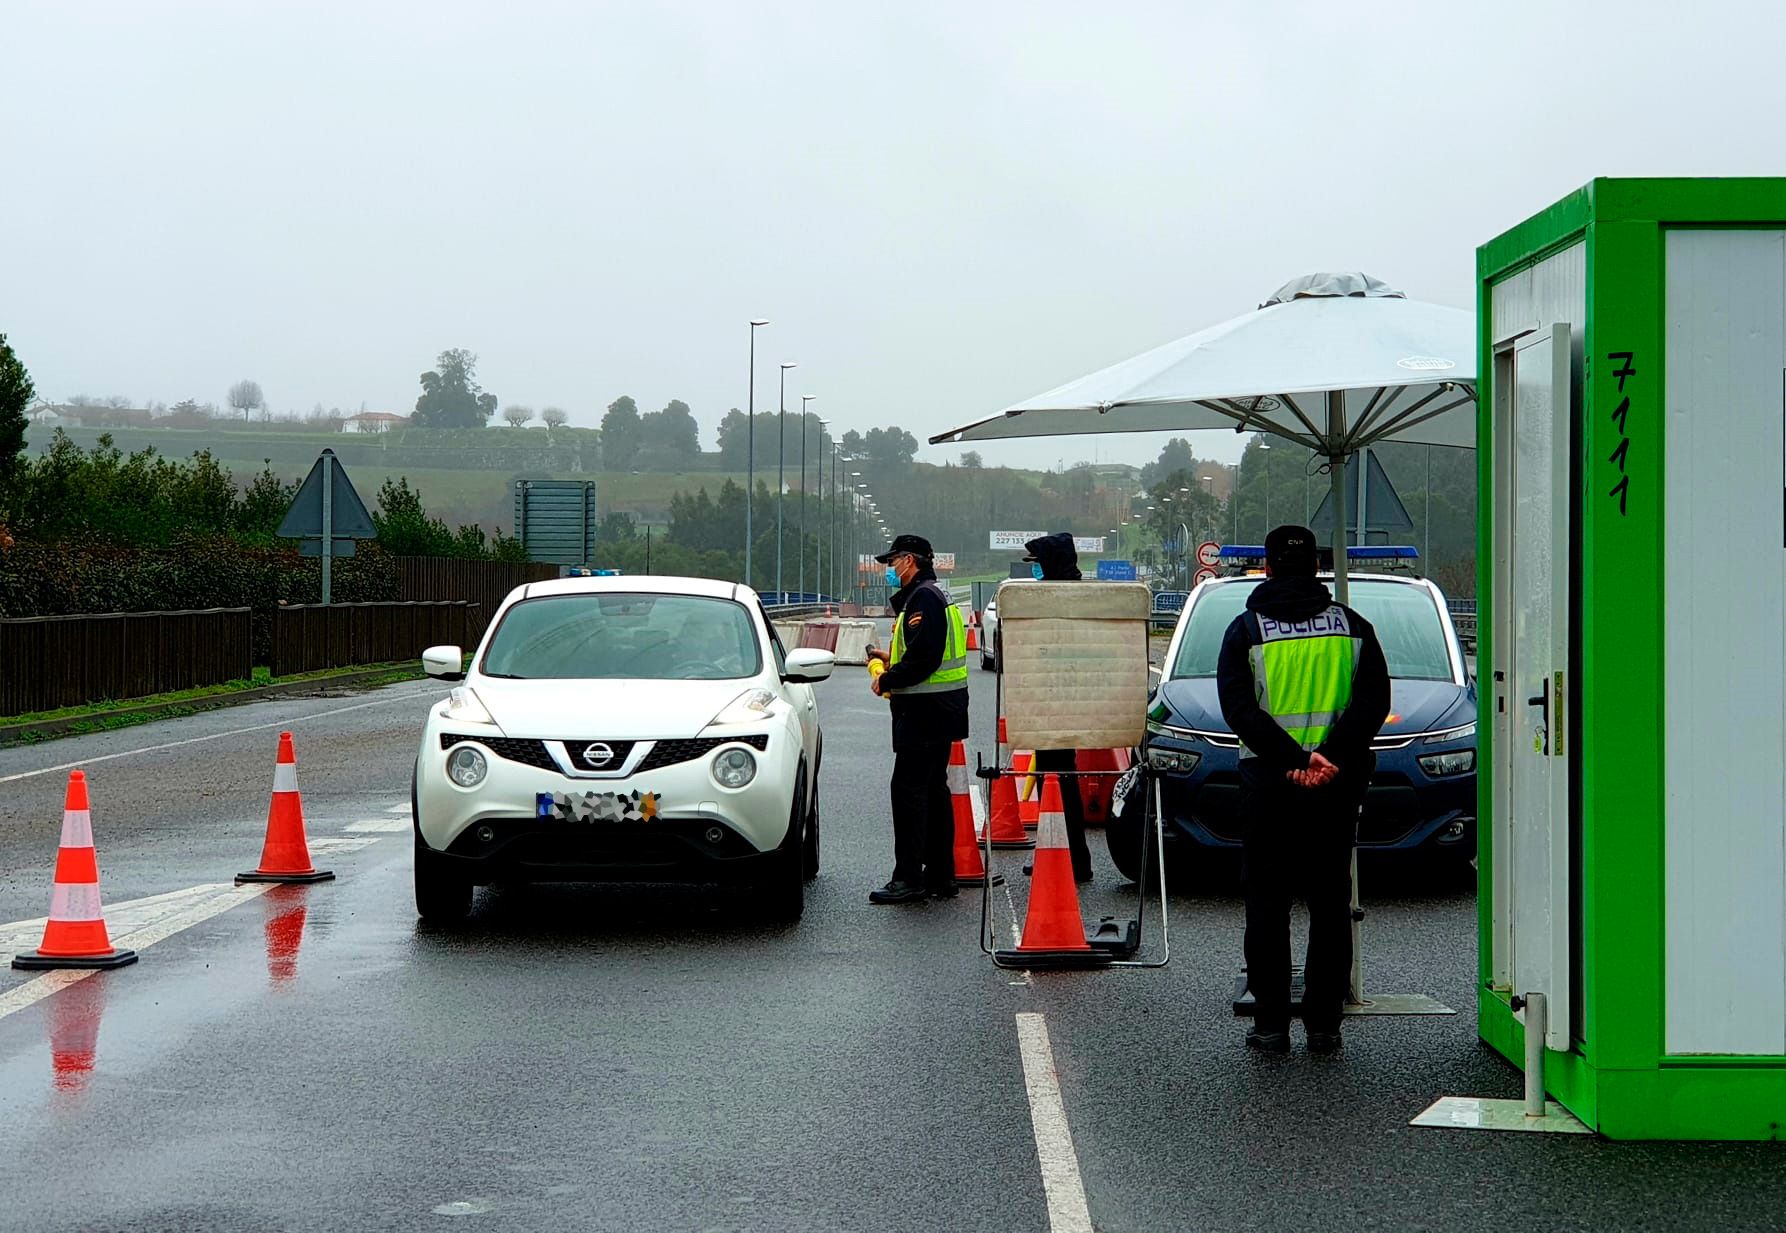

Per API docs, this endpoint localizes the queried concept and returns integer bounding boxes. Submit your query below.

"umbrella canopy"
[930,273,1477,597]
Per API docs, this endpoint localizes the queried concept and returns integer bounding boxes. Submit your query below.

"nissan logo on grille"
[582,743,615,767]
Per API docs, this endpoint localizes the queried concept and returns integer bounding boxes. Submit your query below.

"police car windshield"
[1169,579,1454,682]
[480,593,763,680]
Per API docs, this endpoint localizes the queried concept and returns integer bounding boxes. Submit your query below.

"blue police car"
[1107,562,1477,881]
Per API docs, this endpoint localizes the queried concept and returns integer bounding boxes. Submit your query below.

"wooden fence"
[269,601,478,678]
[394,557,560,643]
[0,608,253,716]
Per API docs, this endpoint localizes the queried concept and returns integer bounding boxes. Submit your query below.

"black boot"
[868,880,928,905]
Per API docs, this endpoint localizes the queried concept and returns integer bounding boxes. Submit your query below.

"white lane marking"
[0,883,272,1023]
[0,883,229,964]
[0,688,440,785]
[1015,1013,1094,1233]
[384,804,411,815]
[344,819,410,833]
[308,837,379,855]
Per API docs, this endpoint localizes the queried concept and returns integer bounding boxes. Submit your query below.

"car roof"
[514,574,751,603]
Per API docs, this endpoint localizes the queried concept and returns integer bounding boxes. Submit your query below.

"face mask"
[885,568,901,587]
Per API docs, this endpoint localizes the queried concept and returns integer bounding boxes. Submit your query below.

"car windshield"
[480,593,762,681]
[1169,579,1455,683]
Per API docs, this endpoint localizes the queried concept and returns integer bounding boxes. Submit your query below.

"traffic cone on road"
[13,770,138,971]
[988,719,1035,850]
[1075,748,1132,826]
[966,623,980,652]
[995,775,1106,968]
[237,732,334,885]
[1015,749,1041,829]
[948,741,1002,888]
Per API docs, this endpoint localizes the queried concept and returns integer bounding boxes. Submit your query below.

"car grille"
[562,740,639,772]
[636,734,769,773]
[439,733,558,771]
[1178,773,1425,847]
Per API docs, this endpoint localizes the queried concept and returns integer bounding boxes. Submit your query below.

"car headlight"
[712,747,757,789]
[1144,746,1202,774]
[446,745,489,788]
[1418,749,1476,777]
[444,687,495,726]
[1423,722,1476,745]
[708,689,777,728]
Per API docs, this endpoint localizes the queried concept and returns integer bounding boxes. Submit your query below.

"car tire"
[414,830,473,922]
[763,778,807,922]
[802,751,821,881]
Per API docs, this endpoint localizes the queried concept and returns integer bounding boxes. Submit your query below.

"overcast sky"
[6,1,1784,469]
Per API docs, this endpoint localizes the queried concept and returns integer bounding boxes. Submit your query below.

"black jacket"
[881,567,968,749]
[1215,576,1391,785]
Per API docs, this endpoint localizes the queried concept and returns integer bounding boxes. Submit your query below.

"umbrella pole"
[1323,391,1365,1006]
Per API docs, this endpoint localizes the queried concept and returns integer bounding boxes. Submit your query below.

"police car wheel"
[414,831,472,922]
[801,759,821,881]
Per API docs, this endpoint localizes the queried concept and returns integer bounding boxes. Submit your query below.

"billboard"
[989,531,1107,553]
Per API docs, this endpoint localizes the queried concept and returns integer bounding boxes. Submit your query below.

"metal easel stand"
[976,763,1171,971]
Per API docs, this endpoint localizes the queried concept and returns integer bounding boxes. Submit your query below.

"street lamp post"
[745,320,767,585]
[813,417,828,600]
[799,395,816,598]
[776,361,796,598]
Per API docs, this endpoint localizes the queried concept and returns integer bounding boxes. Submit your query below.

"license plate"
[537,790,660,823]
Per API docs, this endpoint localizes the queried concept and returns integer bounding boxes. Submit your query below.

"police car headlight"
[712,747,757,789]
[1418,750,1475,778]
[446,745,489,788]
[1144,747,1201,774]
[1423,722,1476,745]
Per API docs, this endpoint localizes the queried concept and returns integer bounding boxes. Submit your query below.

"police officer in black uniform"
[865,534,969,904]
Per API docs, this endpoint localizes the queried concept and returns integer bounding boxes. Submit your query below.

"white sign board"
[990,531,1107,553]
[934,552,956,572]
[1196,541,1222,568]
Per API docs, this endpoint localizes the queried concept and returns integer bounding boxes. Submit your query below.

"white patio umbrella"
[936,273,1475,1013]
[931,272,1476,601]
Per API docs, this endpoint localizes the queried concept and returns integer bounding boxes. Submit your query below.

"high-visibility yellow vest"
[887,584,968,697]
[1243,605,1361,755]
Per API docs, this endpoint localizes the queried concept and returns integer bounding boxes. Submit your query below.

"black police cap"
[874,533,933,564]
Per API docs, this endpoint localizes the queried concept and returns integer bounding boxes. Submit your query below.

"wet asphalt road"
[0,664,1783,1232]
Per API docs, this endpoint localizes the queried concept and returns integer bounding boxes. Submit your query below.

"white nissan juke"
[411,575,833,922]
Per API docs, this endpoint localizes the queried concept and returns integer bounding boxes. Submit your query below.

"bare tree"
[66,394,96,408]
[502,404,534,429]
[540,406,568,432]
[227,379,265,421]
[103,394,132,410]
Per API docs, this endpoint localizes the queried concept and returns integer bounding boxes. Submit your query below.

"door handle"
[1526,678,1550,755]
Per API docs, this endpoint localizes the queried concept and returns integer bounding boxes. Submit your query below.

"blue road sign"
[1096,559,1138,581]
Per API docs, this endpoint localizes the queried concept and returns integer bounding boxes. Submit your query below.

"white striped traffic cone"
[238,732,334,884]
[12,770,137,971]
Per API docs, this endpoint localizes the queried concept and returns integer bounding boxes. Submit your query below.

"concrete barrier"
[798,622,840,652]
[773,620,805,650]
[833,620,875,665]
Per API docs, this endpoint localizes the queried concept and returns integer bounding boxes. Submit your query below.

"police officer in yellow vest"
[1217,525,1390,1055]
[865,533,969,905]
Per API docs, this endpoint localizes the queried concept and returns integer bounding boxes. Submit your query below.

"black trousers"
[890,742,955,889]
[1241,775,1363,1035]
[1032,748,1093,880]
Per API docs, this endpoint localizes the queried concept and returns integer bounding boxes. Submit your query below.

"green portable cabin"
[1478,178,1786,1139]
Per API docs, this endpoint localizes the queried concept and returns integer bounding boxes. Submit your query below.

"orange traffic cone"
[948,742,1003,888]
[238,732,334,885]
[13,771,137,971]
[1015,749,1041,829]
[988,719,1035,850]
[995,775,1109,968]
[1075,748,1132,826]
[966,624,980,652]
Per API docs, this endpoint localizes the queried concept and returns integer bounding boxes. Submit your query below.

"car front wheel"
[414,830,472,922]
[763,779,807,922]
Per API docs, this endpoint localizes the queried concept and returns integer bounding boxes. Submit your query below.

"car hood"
[1154,676,1474,737]
[464,677,773,740]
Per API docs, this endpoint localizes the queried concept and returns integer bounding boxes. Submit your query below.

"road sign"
[934,552,956,573]
[1194,566,1218,584]
[1096,559,1137,581]
[514,480,598,566]
[1196,541,1221,568]
[277,450,377,604]
[990,531,1107,553]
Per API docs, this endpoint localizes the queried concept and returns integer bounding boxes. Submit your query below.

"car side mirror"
[423,645,465,681]
[783,648,835,683]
